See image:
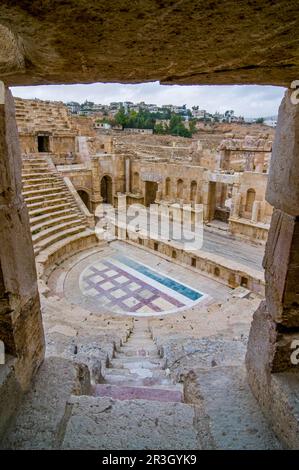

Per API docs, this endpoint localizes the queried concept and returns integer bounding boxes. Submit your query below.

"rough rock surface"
[267,90,299,216]
[0,1,298,86]
[2,357,91,449]
[62,396,200,450]
[185,366,282,449]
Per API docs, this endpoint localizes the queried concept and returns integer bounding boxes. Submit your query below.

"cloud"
[10,81,285,118]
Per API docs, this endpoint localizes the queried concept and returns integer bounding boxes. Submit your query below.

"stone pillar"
[182,204,191,224]
[232,193,241,218]
[125,158,130,194]
[251,200,260,223]
[155,181,162,202]
[246,90,299,447]
[0,85,45,390]
[117,193,127,212]
[201,181,210,223]
[171,203,181,223]
[90,157,102,211]
[219,184,227,207]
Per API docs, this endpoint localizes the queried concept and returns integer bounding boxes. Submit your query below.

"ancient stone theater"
[0,0,298,450]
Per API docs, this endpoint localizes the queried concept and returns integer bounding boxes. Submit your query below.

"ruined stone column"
[251,200,260,223]
[155,181,162,202]
[246,90,299,447]
[0,84,45,390]
[125,158,130,193]
[90,157,102,211]
[220,184,227,207]
[232,193,241,218]
[201,179,210,222]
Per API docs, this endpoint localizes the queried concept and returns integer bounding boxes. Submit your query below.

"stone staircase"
[15,98,74,135]
[61,319,199,449]
[22,155,97,260]
[94,318,183,403]
[1,314,284,449]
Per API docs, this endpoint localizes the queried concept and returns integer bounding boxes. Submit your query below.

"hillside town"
[66,100,276,125]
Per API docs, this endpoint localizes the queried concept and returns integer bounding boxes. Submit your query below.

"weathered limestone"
[2,357,91,449]
[0,87,44,390]
[0,2,299,87]
[267,90,299,215]
[90,157,102,210]
[62,396,200,450]
[246,89,299,448]
[251,201,260,224]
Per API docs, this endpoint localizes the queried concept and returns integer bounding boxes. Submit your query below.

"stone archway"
[145,181,158,207]
[100,175,113,204]
[177,179,183,199]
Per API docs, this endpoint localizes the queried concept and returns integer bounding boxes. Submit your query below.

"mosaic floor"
[79,254,206,316]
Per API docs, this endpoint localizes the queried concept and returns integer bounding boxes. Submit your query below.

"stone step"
[111,357,163,369]
[35,229,97,259]
[28,199,72,213]
[22,164,49,170]
[61,396,198,449]
[23,186,66,198]
[32,220,85,244]
[93,384,183,403]
[23,181,64,191]
[31,214,84,235]
[126,332,152,339]
[22,165,52,171]
[119,344,158,356]
[104,370,175,389]
[22,172,56,180]
[22,168,51,174]
[22,159,47,165]
[30,208,80,226]
[25,191,69,204]
[34,225,86,254]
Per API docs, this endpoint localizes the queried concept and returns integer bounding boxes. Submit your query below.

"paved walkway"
[202,227,264,271]
[104,206,265,272]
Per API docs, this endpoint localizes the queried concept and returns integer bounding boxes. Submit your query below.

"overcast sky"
[11,81,285,118]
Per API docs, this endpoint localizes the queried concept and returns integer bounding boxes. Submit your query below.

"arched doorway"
[245,188,256,213]
[165,177,171,198]
[177,179,183,199]
[101,175,113,204]
[77,189,91,211]
[132,172,140,193]
[145,181,158,207]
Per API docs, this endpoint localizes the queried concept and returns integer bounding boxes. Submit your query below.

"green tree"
[115,106,127,127]
[154,122,168,134]
[168,114,192,138]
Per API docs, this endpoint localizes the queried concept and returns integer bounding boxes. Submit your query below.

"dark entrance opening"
[101,175,112,204]
[77,190,90,211]
[37,135,50,152]
[145,181,158,207]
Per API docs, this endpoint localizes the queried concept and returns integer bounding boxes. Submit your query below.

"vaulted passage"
[145,181,158,207]
[78,190,91,211]
[100,175,112,204]
[37,135,50,153]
